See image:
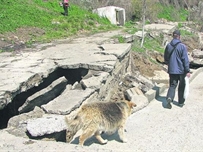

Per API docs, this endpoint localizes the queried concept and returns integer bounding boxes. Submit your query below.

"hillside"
[0,0,201,57]
[0,1,201,78]
[0,0,117,51]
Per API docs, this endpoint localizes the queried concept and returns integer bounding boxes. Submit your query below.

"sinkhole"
[0,67,88,129]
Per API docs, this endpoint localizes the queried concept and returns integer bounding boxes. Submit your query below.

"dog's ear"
[129,101,136,108]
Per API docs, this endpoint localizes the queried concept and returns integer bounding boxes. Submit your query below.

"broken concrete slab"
[41,88,95,115]
[6,106,45,138]
[8,106,45,128]
[26,114,66,137]
[135,75,154,93]
[192,49,203,58]
[80,72,109,89]
[145,89,157,102]
[131,95,149,113]
[148,70,169,84]
[145,24,176,34]
[18,77,67,113]
[134,31,147,38]
[125,87,143,101]
[0,41,131,110]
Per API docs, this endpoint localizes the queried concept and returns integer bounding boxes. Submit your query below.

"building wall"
[93,6,126,26]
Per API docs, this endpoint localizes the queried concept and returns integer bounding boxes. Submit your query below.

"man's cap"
[173,30,181,36]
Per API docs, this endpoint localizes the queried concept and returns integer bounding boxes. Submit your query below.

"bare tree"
[141,0,146,48]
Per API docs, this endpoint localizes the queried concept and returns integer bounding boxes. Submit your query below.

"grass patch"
[132,36,164,53]
[0,0,117,43]
[157,5,188,21]
[117,36,125,43]
[131,29,194,53]
[180,29,194,37]
[124,21,139,34]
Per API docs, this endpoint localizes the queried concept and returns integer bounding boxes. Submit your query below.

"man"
[164,30,190,109]
[60,0,69,16]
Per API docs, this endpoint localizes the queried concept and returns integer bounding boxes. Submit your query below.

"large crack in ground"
[0,68,89,129]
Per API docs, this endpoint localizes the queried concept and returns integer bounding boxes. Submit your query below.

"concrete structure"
[1,68,203,151]
[1,24,203,151]
[93,6,125,26]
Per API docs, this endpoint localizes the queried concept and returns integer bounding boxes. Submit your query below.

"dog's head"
[128,101,136,115]
[121,100,136,116]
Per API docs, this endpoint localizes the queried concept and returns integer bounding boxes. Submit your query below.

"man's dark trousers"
[167,74,186,104]
[63,3,68,16]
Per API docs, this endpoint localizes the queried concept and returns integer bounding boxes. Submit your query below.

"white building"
[93,6,126,26]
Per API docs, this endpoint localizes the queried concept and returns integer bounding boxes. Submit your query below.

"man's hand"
[186,72,190,78]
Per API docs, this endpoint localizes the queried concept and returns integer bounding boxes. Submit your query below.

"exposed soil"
[182,36,200,53]
[132,51,163,77]
[0,27,45,51]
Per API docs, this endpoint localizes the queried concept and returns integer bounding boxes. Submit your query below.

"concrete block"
[131,95,149,113]
[156,83,168,95]
[125,88,137,101]
[145,89,156,102]
[125,87,143,101]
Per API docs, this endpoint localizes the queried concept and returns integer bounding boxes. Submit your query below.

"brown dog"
[65,100,136,146]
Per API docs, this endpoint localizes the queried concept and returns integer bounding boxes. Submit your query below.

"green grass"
[0,0,117,43]
[145,37,164,53]
[132,36,164,53]
[0,0,193,55]
[180,29,194,37]
[157,5,188,21]
[131,28,195,53]
[124,21,139,34]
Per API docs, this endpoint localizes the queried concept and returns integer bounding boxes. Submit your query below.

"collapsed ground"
[0,27,162,76]
[0,25,200,141]
[0,27,199,87]
[0,26,199,73]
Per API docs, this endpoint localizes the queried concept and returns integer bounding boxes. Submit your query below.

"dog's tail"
[65,114,83,143]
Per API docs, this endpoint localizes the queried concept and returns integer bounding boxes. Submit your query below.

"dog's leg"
[95,131,108,144]
[66,130,76,143]
[118,125,127,143]
[79,128,95,146]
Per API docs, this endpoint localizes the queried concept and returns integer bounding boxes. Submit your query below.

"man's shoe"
[166,98,172,109]
[178,103,184,107]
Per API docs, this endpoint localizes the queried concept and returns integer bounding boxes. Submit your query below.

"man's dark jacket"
[164,38,190,74]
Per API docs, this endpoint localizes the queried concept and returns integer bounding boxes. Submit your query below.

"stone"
[41,88,95,115]
[125,87,143,101]
[134,31,147,38]
[80,72,109,89]
[8,106,45,128]
[145,89,157,102]
[192,49,203,58]
[149,70,169,84]
[6,106,45,138]
[26,114,66,137]
[144,24,176,34]
[131,95,149,113]
[18,77,67,113]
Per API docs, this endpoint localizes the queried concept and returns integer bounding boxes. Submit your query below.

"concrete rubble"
[18,76,68,113]
[26,114,66,137]
[0,68,202,151]
[0,23,203,151]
